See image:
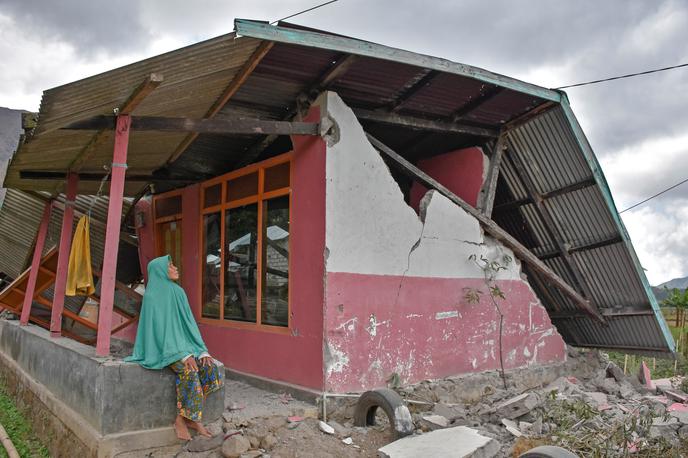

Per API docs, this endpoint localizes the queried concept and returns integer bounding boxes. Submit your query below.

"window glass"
[227,172,258,202]
[224,203,258,323]
[158,220,182,281]
[204,184,221,208]
[264,162,290,192]
[261,195,289,327]
[156,195,182,218]
[201,213,221,319]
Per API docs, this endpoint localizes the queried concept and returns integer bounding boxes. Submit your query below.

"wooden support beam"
[365,132,605,323]
[539,235,623,260]
[550,308,655,320]
[505,148,597,309]
[50,173,78,337]
[353,108,499,138]
[165,42,274,165]
[389,70,438,113]
[504,101,558,131]
[20,201,52,325]
[477,134,507,217]
[68,74,163,173]
[492,177,597,213]
[21,170,196,184]
[236,53,357,169]
[451,86,504,121]
[62,115,320,136]
[96,115,131,356]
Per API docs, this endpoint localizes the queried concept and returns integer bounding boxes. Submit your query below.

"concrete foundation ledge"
[0,319,225,457]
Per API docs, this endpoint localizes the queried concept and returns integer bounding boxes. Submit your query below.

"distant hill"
[652,276,688,304]
[0,107,23,182]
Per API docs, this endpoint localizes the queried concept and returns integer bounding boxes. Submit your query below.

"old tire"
[353,388,414,438]
[519,445,579,458]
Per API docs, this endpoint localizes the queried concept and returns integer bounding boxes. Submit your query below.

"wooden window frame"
[153,189,184,264]
[199,152,293,334]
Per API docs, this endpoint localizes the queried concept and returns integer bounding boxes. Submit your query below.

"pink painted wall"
[197,106,327,390]
[409,147,485,210]
[325,274,565,392]
[181,185,201,320]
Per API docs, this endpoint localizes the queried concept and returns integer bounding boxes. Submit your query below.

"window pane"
[155,195,182,218]
[224,203,258,323]
[158,220,182,281]
[264,162,290,192]
[202,213,221,319]
[227,172,258,202]
[204,184,221,208]
[261,195,289,327]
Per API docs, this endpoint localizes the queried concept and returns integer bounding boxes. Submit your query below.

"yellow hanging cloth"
[66,215,95,296]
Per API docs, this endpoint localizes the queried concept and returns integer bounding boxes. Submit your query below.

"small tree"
[662,288,688,328]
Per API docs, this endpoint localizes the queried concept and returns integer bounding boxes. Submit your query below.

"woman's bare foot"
[174,415,191,441]
[184,418,212,437]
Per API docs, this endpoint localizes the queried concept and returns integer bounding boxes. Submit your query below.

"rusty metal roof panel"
[495,103,675,355]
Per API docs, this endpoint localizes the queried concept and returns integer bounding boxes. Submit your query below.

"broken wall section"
[321,91,566,393]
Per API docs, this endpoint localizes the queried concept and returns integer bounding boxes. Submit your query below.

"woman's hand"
[183,357,199,372]
[200,356,214,367]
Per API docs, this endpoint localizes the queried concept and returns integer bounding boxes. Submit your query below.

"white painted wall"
[323,92,521,281]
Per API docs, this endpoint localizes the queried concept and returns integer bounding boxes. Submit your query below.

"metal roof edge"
[559,99,676,353]
[234,19,562,103]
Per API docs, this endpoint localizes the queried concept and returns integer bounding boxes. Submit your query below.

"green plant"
[0,378,49,458]
[464,252,513,389]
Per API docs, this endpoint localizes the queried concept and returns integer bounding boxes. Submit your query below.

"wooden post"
[477,134,507,217]
[50,173,79,337]
[623,354,628,374]
[19,201,53,325]
[95,115,130,356]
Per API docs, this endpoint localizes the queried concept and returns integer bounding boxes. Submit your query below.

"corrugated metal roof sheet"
[495,104,675,356]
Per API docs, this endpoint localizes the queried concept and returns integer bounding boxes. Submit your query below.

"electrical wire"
[555,62,688,89]
[271,0,339,25]
[619,176,688,213]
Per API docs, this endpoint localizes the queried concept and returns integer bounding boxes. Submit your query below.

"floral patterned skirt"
[169,358,223,422]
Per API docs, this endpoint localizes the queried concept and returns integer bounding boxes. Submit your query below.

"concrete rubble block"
[501,419,522,437]
[187,433,225,452]
[378,426,500,458]
[342,437,353,445]
[327,420,352,438]
[318,421,335,435]
[649,416,680,441]
[606,362,626,382]
[582,392,607,408]
[619,382,639,400]
[637,361,655,390]
[495,393,540,420]
[679,425,688,438]
[543,377,581,396]
[420,414,449,430]
[665,390,688,403]
[432,403,465,421]
[222,435,251,458]
[260,434,277,449]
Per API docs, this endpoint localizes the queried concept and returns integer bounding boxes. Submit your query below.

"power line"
[555,62,688,89]
[619,176,688,214]
[271,0,339,25]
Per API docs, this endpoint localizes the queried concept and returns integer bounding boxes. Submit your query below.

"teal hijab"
[125,255,208,369]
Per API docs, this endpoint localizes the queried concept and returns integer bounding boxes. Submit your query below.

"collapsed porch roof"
[1,19,674,356]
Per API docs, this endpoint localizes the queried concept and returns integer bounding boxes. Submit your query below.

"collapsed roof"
[2,19,674,356]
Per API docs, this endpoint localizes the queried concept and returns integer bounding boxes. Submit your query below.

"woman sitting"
[126,255,223,440]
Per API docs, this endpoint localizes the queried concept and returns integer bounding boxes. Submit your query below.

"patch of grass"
[0,378,49,458]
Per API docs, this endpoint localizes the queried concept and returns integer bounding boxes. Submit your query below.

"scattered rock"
[378,426,500,458]
[261,434,278,449]
[327,420,352,438]
[187,434,224,452]
[223,412,233,422]
[606,362,626,382]
[495,393,540,419]
[420,415,449,431]
[222,435,251,458]
[292,406,319,419]
[342,437,353,445]
[207,421,224,437]
[501,418,522,437]
[665,389,688,403]
[264,417,285,430]
[679,425,688,439]
[246,435,260,449]
[318,421,335,435]
[432,403,465,421]
[239,452,263,458]
[582,392,607,408]
[638,362,655,390]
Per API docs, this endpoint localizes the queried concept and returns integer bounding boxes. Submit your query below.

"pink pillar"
[50,172,79,337]
[20,201,53,325]
[96,115,130,356]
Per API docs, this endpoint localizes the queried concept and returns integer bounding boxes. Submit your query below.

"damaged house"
[0,19,676,454]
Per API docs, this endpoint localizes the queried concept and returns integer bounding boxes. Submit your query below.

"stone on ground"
[187,433,224,452]
[378,426,499,458]
[420,414,449,430]
[495,393,540,419]
[318,421,335,435]
[222,435,251,458]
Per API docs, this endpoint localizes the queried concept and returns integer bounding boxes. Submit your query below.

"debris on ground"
[165,350,688,458]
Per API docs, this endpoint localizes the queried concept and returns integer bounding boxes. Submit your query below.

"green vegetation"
[0,378,49,458]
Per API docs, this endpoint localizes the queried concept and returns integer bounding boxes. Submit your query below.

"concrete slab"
[378,426,499,458]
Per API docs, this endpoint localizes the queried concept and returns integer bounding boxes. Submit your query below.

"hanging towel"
[66,215,95,296]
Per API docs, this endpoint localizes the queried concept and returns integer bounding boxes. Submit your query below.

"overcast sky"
[1,0,687,285]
